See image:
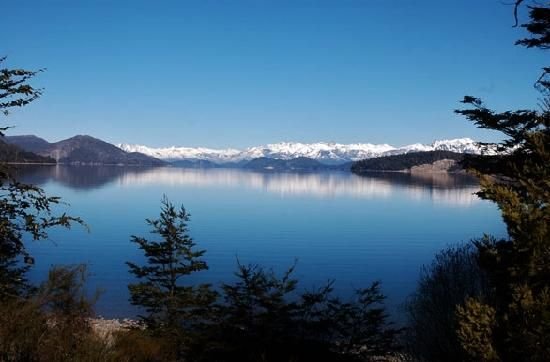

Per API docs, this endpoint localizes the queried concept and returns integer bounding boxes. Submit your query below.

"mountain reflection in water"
[17,165,501,318]
[14,165,481,207]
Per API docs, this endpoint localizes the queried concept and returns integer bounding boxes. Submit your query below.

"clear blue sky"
[2,0,546,148]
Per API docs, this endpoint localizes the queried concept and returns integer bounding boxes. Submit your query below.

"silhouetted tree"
[194,261,399,362]
[127,196,217,355]
[405,243,491,361]
[0,264,108,361]
[454,2,550,360]
[0,57,82,300]
[0,56,42,120]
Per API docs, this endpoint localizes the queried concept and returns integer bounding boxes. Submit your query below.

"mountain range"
[3,134,484,171]
[351,150,468,174]
[4,135,164,166]
[0,138,55,164]
[117,138,482,164]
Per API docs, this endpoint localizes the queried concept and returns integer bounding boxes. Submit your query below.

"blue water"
[18,166,506,318]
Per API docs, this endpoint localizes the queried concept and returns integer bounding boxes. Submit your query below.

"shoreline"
[89,317,142,342]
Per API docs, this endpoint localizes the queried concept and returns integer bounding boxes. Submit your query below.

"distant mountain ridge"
[5,135,164,166]
[3,134,486,172]
[4,135,51,154]
[0,139,55,164]
[351,150,468,174]
[117,138,482,164]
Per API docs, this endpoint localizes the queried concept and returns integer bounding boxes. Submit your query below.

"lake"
[16,165,506,319]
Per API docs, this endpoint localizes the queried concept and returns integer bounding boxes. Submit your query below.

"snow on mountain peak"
[117,138,481,164]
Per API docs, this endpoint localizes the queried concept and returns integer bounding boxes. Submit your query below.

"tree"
[203,262,304,360]
[195,261,399,361]
[126,196,217,351]
[454,2,550,360]
[0,56,42,120]
[0,264,112,361]
[0,56,113,361]
[0,57,82,300]
[405,243,491,361]
[0,181,84,300]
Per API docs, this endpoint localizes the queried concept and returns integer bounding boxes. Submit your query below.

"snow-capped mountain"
[117,138,482,164]
[116,144,243,163]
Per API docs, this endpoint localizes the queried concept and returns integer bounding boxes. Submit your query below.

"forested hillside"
[351,150,466,173]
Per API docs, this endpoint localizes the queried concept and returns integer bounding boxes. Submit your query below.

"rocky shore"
[89,317,142,343]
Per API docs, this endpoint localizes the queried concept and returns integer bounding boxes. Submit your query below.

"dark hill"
[3,135,51,154]
[351,150,467,174]
[0,139,55,163]
[6,134,165,166]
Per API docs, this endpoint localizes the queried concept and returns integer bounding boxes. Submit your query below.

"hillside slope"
[0,139,55,164]
[351,151,468,174]
[6,135,165,166]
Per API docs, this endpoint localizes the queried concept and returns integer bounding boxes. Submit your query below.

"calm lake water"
[17,165,506,319]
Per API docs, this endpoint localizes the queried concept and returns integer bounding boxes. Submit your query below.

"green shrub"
[404,243,490,361]
[0,265,112,362]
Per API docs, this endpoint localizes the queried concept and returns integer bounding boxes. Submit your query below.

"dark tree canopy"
[0,57,43,125]
[127,197,217,333]
[405,244,491,362]
[453,2,550,361]
[126,198,400,361]
[515,1,550,93]
[515,1,550,49]
[0,57,83,301]
[194,262,400,362]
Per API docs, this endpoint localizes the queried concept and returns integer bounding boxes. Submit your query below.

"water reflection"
[12,165,149,190]
[14,165,480,206]
[18,165,500,318]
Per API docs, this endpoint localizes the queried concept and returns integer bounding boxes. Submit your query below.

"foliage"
[0,264,111,362]
[193,262,400,361]
[0,56,43,120]
[453,2,550,360]
[0,57,83,301]
[328,281,399,358]
[515,2,550,50]
[110,329,173,362]
[456,298,498,362]
[0,179,84,300]
[404,243,491,362]
[38,264,96,320]
[126,196,217,354]
[125,198,400,361]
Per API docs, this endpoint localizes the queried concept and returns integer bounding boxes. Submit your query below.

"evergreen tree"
[195,261,399,361]
[127,196,217,347]
[454,2,550,360]
[405,243,491,361]
[0,57,82,300]
[0,56,42,120]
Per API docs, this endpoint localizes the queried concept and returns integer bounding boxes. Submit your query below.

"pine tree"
[454,2,550,360]
[195,261,399,361]
[127,196,217,338]
[405,244,491,362]
[0,57,82,300]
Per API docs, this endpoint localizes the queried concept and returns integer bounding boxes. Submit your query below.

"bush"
[192,262,400,362]
[110,329,172,362]
[404,243,491,361]
[0,264,112,361]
